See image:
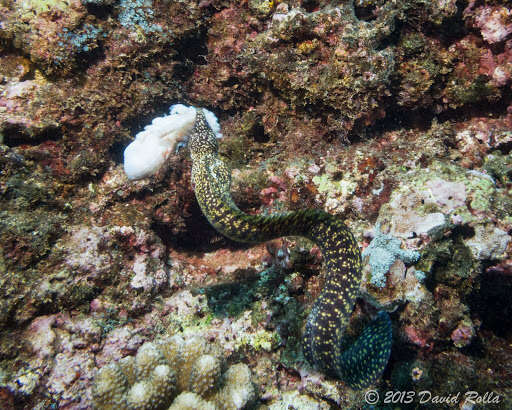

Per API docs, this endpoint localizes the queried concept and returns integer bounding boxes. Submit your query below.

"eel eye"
[175,141,188,153]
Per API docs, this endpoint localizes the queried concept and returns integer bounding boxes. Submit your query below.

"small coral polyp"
[92,334,254,410]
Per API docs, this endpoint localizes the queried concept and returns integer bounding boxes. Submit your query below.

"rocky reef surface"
[0,0,511,409]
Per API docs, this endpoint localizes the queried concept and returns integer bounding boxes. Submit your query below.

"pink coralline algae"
[404,325,431,350]
[479,45,512,87]
[472,5,512,44]
[451,320,475,348]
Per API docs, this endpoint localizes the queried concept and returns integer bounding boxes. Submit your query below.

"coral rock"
[93,334,254,410]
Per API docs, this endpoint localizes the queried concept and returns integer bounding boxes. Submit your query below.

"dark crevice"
[301,0,319,13]
[108,140,128,165]
[383,309,419,387]
[20,68,35,82]
[354,4,377,22]
[352,91,512,140]
[452,223,476,239]
[221,107,243,119]
[84,3,114,19]
[387,345,419,382]
[376,20,404,50]
[172,29,209,82]
[460,335,486,358]
[151,201,250,253]
[223,76,239,88]
[77,42,106,69]
[350,100,432,140]
[424,0,469,45]
[496,141,512,155]
[469,270,512,338]
[251,123,269,143]
[2,124,63,147]
[440,91,512,123]
[177,34,209,66]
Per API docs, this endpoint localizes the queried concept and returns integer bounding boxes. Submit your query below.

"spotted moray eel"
[188,110,392,389]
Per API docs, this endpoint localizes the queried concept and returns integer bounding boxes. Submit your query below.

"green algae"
[484,151,512,186]
[202,277,262,319]
[416,235,479,290]
[20,0,69,15]
[466,178,495,212]
[250,300,267,327]
[492,190,512,224]
[239,329,279,352]
[400,32,426,56]
[0,209,65,270]
[389,160,501,223]
[5,174,57,209]
[275,295,305,368]
[445,76,498,108]
[248,0,274,18]
[312,173,356,198]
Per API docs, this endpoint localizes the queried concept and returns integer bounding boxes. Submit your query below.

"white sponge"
[123,104,222,180]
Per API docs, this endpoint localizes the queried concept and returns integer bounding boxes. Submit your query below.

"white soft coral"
[123,104,221,180]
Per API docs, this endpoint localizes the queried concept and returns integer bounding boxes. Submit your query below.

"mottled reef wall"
[0,1,511,409]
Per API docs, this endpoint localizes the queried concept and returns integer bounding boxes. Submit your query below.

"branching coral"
[92,334,255,410]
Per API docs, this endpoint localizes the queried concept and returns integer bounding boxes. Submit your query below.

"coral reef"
[0,0,511,408]
[93,334,255,410]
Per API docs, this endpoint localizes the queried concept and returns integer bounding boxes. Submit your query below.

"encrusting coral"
[92,334,255,410]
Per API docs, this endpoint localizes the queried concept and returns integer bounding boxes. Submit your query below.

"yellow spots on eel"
[188,111,393,389]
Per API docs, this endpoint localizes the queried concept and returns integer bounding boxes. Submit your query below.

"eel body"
[188,111,392,389]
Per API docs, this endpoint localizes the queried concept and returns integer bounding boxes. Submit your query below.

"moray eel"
[188,111,392,389]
